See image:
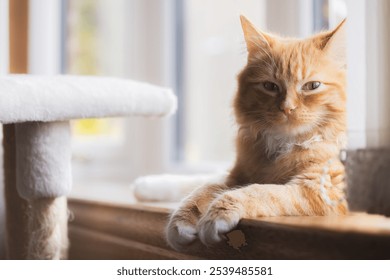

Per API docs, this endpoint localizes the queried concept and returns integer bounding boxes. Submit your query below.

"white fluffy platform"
[0,75,176,124]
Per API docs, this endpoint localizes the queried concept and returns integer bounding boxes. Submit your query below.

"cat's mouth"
[277,113,316,134]
[280,112,297,123]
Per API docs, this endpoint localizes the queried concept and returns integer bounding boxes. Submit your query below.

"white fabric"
[133,172,228,202]
[16,122,71,199]
[0,74,176,124]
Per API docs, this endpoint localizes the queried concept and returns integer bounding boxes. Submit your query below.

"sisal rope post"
[27,197,68,259]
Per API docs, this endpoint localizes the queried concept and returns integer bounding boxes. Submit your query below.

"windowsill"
[68,197,390,259]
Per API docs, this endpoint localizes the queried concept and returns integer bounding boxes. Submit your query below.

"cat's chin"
[273,115,315,136]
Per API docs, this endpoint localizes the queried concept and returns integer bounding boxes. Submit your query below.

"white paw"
[166,220,197,251]
[197,210,240,246]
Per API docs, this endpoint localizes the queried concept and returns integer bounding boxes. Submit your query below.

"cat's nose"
[279,104,297,115]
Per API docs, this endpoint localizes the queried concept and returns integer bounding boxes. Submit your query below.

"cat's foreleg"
[197,183,347,246]
[166,184,228,251]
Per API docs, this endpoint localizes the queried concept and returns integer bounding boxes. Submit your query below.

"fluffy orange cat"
[166,16,347,251]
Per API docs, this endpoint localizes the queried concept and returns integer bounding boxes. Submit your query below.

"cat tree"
[0,74,176,259]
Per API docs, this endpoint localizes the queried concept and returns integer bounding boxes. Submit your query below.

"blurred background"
[0,0,390,258]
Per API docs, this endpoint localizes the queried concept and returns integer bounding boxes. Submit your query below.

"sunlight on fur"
[133,15,348,251]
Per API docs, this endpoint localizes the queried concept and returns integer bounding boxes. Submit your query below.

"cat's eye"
[263,82,279,92]
[302,81,321,91]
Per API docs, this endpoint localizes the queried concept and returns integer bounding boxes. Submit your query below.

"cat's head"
[235,16,346,138]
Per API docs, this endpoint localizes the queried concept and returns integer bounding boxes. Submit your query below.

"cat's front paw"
[197,195,242,246]
[166,215,198,251]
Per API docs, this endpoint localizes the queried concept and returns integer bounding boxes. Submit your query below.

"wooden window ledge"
[68,198,390,259]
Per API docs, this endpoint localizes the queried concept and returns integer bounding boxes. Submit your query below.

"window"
[180,0,266,166]
[62,0,176,185]
[66,0,126,149]
[65,0,128,183]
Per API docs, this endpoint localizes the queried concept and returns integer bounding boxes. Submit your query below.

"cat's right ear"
[240,15,272,53]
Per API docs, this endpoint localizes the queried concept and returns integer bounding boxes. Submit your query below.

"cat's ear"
[240,15,273,53]
[314,19,347,67]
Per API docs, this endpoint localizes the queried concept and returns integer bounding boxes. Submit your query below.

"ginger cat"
[166,16,347,251]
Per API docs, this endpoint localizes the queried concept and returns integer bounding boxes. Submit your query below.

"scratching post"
[27,197,68,259]
[0,75,176,259]
[15,121,71,259]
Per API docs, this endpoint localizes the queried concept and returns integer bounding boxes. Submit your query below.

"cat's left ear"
[314,19,347,67]
[240,15,274,54]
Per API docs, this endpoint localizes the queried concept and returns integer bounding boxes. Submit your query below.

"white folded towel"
[133,172,228,202]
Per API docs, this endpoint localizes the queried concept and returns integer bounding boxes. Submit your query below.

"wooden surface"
[4,0,30,260]
[68,198,390,260]
[69,200,193,260]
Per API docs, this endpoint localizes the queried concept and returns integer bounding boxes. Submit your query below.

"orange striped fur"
[167,16,348,250]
